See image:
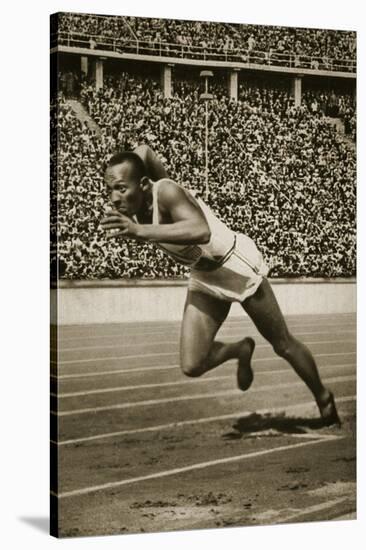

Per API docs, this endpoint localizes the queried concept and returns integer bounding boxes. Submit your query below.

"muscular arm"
[137,181,211,245]
[102,180,211,245]
[134,144,169,181]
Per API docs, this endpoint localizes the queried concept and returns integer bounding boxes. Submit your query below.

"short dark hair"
[106,151,147,180]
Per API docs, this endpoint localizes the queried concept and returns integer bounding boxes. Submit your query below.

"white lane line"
[288,432,347,440]
[52,375,355,416]
[58,341,356,365]
[54,395,355,446]
[272,498,349,524]
[58,331,357,352]
[58,351,176,365]
[58,320,357,341]
[55,363,356,398]
[186,496,352,529]
[333,512,356,520]
[52,352,357,380]
[53,365,179,379]
[54,375,226,398]
[58,322,357,343]
[51,435,345,499]
[58,313,356,340]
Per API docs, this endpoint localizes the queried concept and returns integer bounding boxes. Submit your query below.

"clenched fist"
[100,209,140,239]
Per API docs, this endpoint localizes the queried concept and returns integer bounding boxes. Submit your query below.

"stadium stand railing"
[51,32,356,74]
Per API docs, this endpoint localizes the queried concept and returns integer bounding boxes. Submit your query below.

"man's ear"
[140,176,150,189]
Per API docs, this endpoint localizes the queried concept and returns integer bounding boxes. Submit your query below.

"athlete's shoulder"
[157,178,186,193]
[156,177,178,188]
[156,179,187,208]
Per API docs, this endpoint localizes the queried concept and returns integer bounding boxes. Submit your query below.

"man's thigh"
[241,278,290,345]
[180,290,231,368]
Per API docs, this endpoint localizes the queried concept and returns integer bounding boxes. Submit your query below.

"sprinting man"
[101,144,340,426]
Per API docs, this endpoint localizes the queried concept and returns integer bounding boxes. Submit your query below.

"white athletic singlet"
[151,179,236,271]
[144,179,268,302]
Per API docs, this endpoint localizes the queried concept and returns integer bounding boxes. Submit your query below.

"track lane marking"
[52,375,355,416]
[58,330,356,351]
[51,435,345,499]
[52,352,356,379]
[53,365,179,379]
[55,363,356,398]
[202,498,351,527]
[58,325,356,343]
[53,395,355,445]
[333,511,356,520]
[57,341,355,365]
[275,498,352,524]
[57,316,356,338]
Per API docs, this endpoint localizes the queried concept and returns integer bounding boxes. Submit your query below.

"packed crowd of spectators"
[55,13,356,71]
[53,70,356,280]
[230,24,355,68]
[302,88,356,140]
[56,12,132,42]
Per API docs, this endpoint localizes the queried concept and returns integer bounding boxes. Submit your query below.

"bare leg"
[242,278,340,425]
[180,290,254,378]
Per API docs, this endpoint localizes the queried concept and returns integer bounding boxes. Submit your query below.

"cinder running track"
[50,312,356,537]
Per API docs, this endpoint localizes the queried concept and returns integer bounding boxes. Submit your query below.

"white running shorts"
[188,233,269,303]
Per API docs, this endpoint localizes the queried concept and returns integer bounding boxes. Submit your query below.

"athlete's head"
[104,151,149,216]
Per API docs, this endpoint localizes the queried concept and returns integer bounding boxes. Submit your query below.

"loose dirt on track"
[51,313,356,537]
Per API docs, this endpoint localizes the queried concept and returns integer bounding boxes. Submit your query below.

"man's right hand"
[100,210,142,240]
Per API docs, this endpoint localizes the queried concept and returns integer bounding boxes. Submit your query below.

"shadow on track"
[222,412,327,439]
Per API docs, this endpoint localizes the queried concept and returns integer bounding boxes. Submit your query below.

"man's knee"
[180,356,205,378]
[272,334,295,359]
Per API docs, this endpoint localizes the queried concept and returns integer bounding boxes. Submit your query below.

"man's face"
[105,161,144,217]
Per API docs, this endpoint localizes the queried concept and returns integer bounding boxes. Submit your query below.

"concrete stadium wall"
[52,279,356,325]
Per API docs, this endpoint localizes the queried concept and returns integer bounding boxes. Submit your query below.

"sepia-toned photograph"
[50,11,356,538]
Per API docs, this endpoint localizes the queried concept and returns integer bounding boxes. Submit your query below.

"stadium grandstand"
[51,12,356,72]
[50,12,356,281]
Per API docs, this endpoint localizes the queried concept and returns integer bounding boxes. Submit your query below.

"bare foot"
[237,337,255,391]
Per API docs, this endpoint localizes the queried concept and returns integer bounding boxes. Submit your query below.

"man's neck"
[136,181,153,224]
